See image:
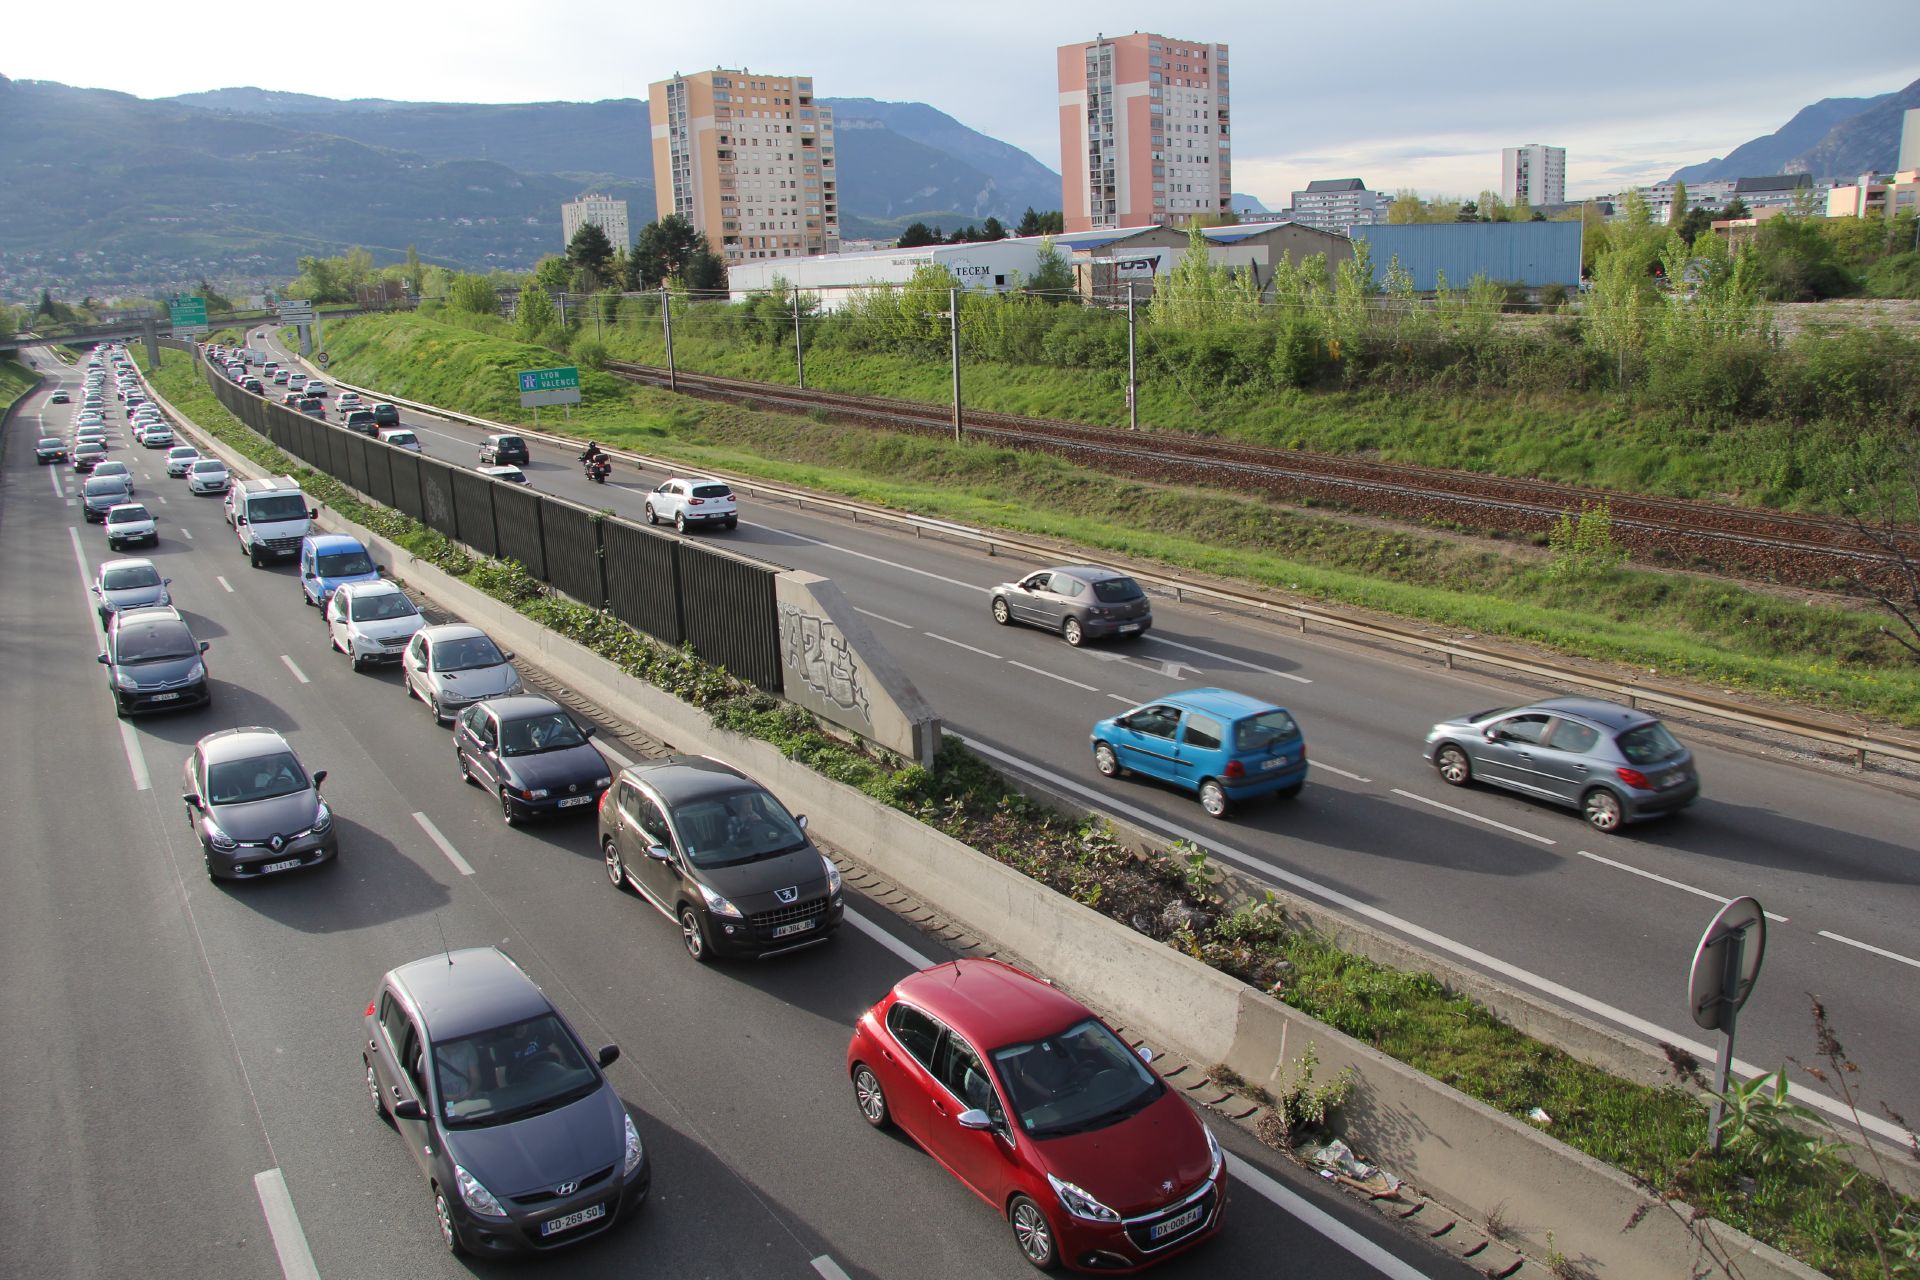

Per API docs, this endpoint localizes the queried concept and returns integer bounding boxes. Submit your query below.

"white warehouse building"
[729,237,1076,310]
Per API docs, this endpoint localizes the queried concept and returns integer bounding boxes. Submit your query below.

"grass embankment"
[319,313,1920,728]
[0,357,38,409]
[140,342,1918,1277]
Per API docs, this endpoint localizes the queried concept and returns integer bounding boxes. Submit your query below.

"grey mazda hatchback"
[362,947,649,1256]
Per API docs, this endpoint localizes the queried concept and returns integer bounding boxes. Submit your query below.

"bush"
[572,337,608,371]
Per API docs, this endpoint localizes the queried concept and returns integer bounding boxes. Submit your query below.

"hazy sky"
[12,1,1919,205]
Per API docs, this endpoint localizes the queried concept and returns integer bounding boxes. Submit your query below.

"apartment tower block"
[648,69,839,264]
[1058,32,1231,232]
[560,193,631,250]
[1500,144,1567,209]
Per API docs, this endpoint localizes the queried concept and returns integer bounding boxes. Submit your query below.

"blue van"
[1090,688,1308,817]
[299,534,380,608]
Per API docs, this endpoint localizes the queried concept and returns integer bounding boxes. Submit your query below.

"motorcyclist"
[578,441,604,463]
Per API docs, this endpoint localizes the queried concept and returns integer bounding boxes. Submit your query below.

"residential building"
[560,193,631,251]
[1286,179,1389,234]
[1057,32,1232,232]
[1827,170,1920,220]
[1731,173,1822,212]
[1900,108,1920,172]
[1638,179,1737,224]
[648,68,839,265]
[1500,144,1566,208]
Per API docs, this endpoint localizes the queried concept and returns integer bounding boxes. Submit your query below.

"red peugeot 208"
[847,959,1226,1272]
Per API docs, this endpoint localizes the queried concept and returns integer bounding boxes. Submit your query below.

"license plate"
[558,795,595,808]
[1119,623,1141,633]
[1150,1205,1203,1240]
[1662,771,1691,789]
[1260,755,1289,771]
[149,692,181,702]
[260,857,302,873]
[772,918,816,938]
[540,1203,605,1236]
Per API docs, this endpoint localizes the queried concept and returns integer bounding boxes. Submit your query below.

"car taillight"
[597,789,611,815]
[1616,767,1651,789]
[1224,760,1245,779]
[364,999,376,1017]
[689,497,703,505]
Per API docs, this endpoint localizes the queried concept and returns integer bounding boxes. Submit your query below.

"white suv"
[644,478,738,532]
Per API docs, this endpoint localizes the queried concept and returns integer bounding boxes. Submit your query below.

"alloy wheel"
[1584,789,1623,833]
[853,1064,890,1128]
[1062,618,1083,647]
[679,907,711,963]
[1009,1196,1059,1270]
[1200,779,1229,818]
[1436,745,1472,786]
[991,597,1011,625]
[604,839,628,890]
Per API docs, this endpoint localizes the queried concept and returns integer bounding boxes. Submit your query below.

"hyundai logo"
[774,886,799,904]
[554,1181,577,1197]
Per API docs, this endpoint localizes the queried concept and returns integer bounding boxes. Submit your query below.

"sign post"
[519,365,581,428]
[1688,896,1768,1153]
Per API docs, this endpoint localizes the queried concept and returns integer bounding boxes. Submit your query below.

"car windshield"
[1617,722,1685,765]
[350,592,416,622]
[107,506,151,524]
[432,1012,599,1129]
[84,479,128,496]
[432,635,505,672]
[206,751,309,804]
[1090,576,1143,603]
[115,622,195,663]
[1233,710,1299,751]
[671,788,808,867]
[498,711,588,756]
[248,495,307,522]
[102,565,161,590]
[692,483,732,499]
[316,550,374,577]
[170,448,198,459]
[990,1018,1163,1140]
[38,437,61,447]
[191,461,226,474]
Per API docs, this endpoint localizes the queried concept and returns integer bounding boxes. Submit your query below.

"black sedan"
[598,756,843,962]
[453,696,611,826]
[35,436,68,464]
[100,606,209,715]
[362,946,648,1256]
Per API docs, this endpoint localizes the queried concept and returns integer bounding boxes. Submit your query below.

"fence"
[198,356,786,692]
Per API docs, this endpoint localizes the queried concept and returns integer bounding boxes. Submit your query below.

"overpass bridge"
[1,306,404,359]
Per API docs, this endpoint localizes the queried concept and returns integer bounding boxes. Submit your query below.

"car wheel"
[1435,744,1473,787]
[458,749,478,787]
[433,1187,467,1256]
[1199,779,1230,819]
[365,1061,389,1120]
[991,596,1012,625]
[405,677,418,701]
[1061,617,1084,647]
[679,906,713,963]
[248,547,262,568]
[645,503,657,525]
[1009,1195,1060,1271]
[499,788,520,827]
[1093,743,1121,778]
[204,851,216,880]
[604,839,630,892]
[430,696,447,724]
[1583,788,1624,834]
[725,517,738,530]
[674,511,687,533]
[349,649,365,673]
[852,1063,891,1129]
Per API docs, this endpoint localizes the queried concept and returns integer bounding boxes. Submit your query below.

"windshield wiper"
[479,1083,596,1126]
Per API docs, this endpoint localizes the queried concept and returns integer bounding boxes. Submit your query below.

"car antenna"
[435,914,453,966]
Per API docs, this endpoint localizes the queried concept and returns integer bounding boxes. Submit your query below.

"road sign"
[278,300,314,325]
[317,352,330,368]
[170,295,209,338]
[1688,896,1768,1152]
[518,365,581,408]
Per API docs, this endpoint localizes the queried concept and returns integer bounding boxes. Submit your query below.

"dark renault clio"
[598,756,843,962]
[363,947,649,1256]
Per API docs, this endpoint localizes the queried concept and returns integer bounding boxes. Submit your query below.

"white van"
[225,475,317,567]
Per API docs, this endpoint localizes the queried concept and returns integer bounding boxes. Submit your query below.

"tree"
[683,248,728,297]
[897,222,937,248]
[1723,196,1751,221]
[566,222,616,287]
[403,244,424,295]
[516,285,558,335]
[530,255,571,292]
[37,289,55,318]
[982,216,1006,241]
[449,273,500,315]
[630,215,709,290]
[1456,199,1480,223]
[197,279,233,312]
[1025,238,1075,301]
[1670,180,1689,229]
[1387,189,1428,224]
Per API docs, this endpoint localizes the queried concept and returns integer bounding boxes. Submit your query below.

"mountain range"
[1667,76,1920,183]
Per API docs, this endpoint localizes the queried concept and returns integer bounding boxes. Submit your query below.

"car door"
[625,790,683,912]
[1473,712,1554,795]
[371,992,436,1178]
[327,589,352,650]
[457,704,502,790]
[879,1003,942,1141]
[404,632,430,700]
[300,542,319,603]
[1531,716,1601,803]
[652,482,680,521]
[924,1029,1020,1203]
[1009,572,1054,626]
[1113,703,1185,783]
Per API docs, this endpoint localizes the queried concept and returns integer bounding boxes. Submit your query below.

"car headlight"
[522,787,550,800]
[1206,1125,1223,1181]
[454,1164,507,1219]
[202,820,236,851]
[185,661,205,682]
[1048,1172,1121,1223]
[698,883,742,918]
[310,801,331,835]
[821,855,842,896]
[114,671,138,690]
[623,1112,645,1176]
[505,677,524,695]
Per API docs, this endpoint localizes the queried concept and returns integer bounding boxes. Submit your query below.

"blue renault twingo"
[1091,688,1308,817]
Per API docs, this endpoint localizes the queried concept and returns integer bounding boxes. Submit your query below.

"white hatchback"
[187,458,231,494]
[326,580,425,672]
[166,445,201,476]
[644,477,738,532]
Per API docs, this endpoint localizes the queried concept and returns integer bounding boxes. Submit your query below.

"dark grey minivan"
[363,947,649,1256]
[990,564,1152,646]
[598,756,843,961]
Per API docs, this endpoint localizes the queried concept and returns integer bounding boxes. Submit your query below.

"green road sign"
[170,296,208,327]
[518,365,581,408]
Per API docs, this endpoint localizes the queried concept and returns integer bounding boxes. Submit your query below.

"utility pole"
[792,286,806,389]
[948,286,962,443]
[1125,280,1138,431]
[660,287,677,393]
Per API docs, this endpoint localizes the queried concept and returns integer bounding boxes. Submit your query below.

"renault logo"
[554,1180,577,1197]
[269,835,285,852]
[774,886,799,904]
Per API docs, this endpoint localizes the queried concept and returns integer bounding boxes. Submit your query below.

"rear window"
[1091,576,1143,603]
[495,435,524,449]
[1233,710,1300,752]
[1616,722,1684,765]
[691,484,733,500]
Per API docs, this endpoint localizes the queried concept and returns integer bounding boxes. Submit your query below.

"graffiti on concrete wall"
[778,604,871,726]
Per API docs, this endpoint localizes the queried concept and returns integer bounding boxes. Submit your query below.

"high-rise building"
[648,68,838,264]
[1286,179,1389,234]
[1500,144,1566,208]
[1900,108,1920,172]
[1058,32,1231,232]
[560,193,631,251]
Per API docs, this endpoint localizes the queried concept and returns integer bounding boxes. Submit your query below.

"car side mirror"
[579,724,596,738]
[1136,1046,1155,1064]
[375,564,387,575]
[795,814,808,831]
[199,641,210,653]
[391,1099,425,1121]
[1484,729,1500,742]
[956,1109,995,1131]
[97,653,110,665]
[596,1044,620,1068]
[235,515,247,526]
[308,507,319,519]
[501,651,514,661]
[163,578,172,586]
[89,585,100,594]
[312,769,328,789]
[182,793,202,810]
[645,845,673,863]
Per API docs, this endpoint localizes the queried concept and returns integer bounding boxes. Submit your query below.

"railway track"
[606,361,1914,591]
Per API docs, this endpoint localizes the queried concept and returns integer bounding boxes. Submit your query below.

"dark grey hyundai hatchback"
[362,947,649,1256]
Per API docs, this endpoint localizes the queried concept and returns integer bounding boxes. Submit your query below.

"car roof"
[335,578,402,599]
[1152,687,1288,720]
[391,947,552,1042]
[477,694,565,721]
[419,623,488,643]
[622,755,754,805]
[305,534,364,553]
[1046,565,1132,583]
[666,476,727,485]
[99,557,157,574]
[1526,697,1657,730]
[191,457,227,467]
[198,726,295,764]
[106,502,150,515]
[894,959,1092,1050]
[113,605,183,628]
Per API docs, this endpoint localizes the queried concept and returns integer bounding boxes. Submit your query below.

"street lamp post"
[1125,280,1138,431]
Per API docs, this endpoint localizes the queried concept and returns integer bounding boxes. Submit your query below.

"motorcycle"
[583,455,610,483]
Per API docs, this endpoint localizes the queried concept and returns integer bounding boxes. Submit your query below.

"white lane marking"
[253,1168,322,1280]
[1107,693,1138,705]
[1818,930,1920,970]
[958,733,1906,1145]
[217,576,234,593]
[181,527,194,540]
[156,495,167,504]
[1007,660,1100,692]
[854,607,912,629]
[51,467,64,498]
[1147,634,1313,684]
[924,632,1000,660]
[1225,1153,1437,1280]
[417,428,468,446]
[811,1257,853,1280]
[71,530,148,790]
[844,908,936,969]
[778,525,994,593]
[280,656,310,684]
[1310,761,1373,783]
[413,812,475,877]
[1577,850,1789,923]
[1389,788,1556,846]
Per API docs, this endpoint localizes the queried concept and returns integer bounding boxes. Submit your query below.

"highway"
[252,325,1920,1139]
[0,347,1477,1276]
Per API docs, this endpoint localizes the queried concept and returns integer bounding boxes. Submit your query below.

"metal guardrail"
[294,354,1920,770]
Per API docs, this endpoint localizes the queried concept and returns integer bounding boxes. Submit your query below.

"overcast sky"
[12,1,1919,206]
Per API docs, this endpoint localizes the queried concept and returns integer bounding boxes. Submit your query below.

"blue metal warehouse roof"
[1349,222,1582,290]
